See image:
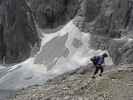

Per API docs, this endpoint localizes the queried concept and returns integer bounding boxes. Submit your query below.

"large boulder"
[0,0,40,65]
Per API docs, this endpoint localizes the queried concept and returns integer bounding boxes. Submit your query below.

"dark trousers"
[94,64,104,75]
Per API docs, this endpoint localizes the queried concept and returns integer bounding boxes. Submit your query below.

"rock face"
[26,0,80,30]
[108,40,133,64]
[0,0,132,65]
[93,0,129,37]
[78,0,129,37]
[0,0,40,65]
[82,0,103,22]
[75,0,133,64]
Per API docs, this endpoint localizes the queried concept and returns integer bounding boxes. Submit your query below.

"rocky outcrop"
[81,0,103,22]
[108,39,133,64]
[74,0,133,64]
[0,0,40,65]
[93,0,129,37]
[77,0,129,37]
[26,0,80,31]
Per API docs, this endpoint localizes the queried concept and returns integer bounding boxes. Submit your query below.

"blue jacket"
[91,56,104,65]
[95,56,104,65]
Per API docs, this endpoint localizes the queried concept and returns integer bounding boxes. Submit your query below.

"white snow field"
[0,20,113,90]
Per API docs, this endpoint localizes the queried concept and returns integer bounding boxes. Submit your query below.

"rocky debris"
[0,0,40,65]
[10,65,133,100]
[26,0,80,31]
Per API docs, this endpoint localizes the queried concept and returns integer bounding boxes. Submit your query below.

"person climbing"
[90,53,108,78]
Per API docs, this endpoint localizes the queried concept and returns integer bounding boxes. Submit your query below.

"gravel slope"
[10,65,133,100]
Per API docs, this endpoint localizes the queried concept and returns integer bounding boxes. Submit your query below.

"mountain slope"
[10,65,133,100]
[0,21,113,90]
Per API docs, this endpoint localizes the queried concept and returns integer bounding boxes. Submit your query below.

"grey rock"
[72,38,83,48]
[0,0,40,65]
[75,0,133,65]
[79,0,128,38]
[107,39,126,65]
[82,0,103,22]
[89,34,133,64]
[93,0,128,38]
[26,0,80,31]
[89,35,110,50]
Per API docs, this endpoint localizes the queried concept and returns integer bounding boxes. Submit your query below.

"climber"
[90,53,108,78]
